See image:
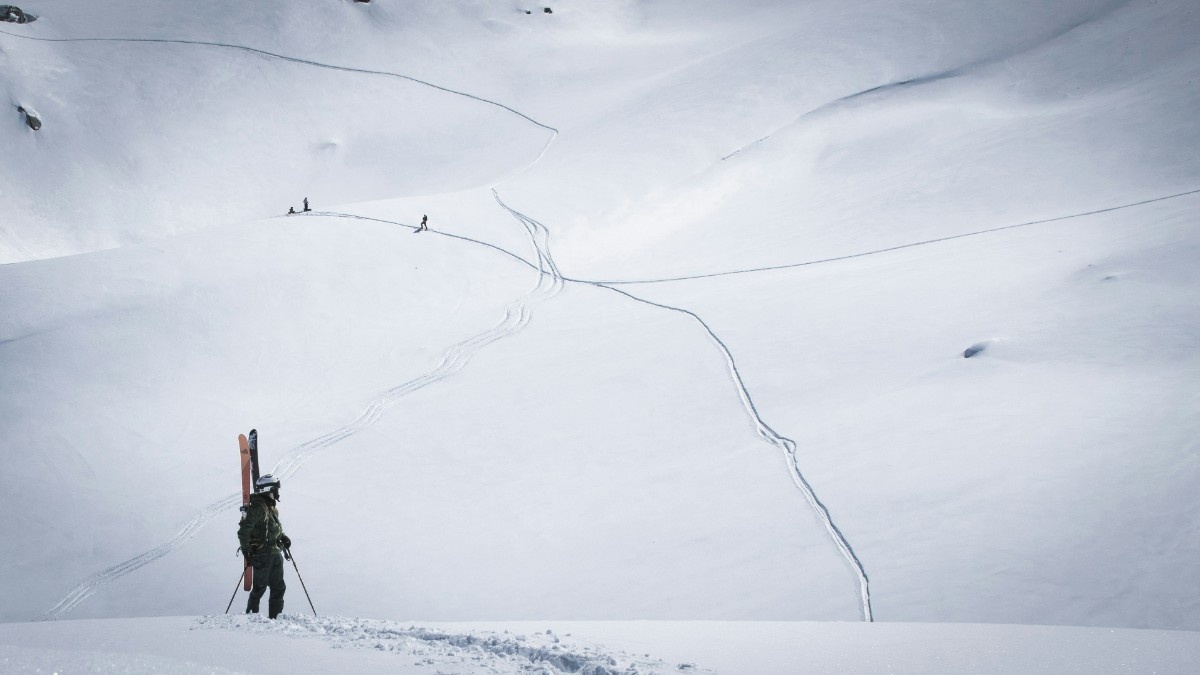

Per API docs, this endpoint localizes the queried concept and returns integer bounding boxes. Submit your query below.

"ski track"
[295,202,874,620]
[486,192,874,620]
[0,30,556,136]
[584,282,874,621]
[582,187,1200,285]
[719,0,1134,162]
[36,203,565,622]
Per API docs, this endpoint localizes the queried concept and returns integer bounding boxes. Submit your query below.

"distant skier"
[288,207,296,215]
[416,214,428,232]
[303,198,310,212]
[238,474,291,618]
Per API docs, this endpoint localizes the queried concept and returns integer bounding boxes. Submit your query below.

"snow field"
[1,1,1199,670]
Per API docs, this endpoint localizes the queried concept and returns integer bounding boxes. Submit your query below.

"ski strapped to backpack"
[238,433,253,591]
[249,428,260,486]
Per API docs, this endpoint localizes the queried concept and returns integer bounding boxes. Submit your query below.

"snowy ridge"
[719,0,1133,163]
[293,211,540,270]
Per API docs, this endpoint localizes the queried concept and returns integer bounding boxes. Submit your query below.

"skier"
[288,207,296,215]
[238,474,291,618]
[417,214,428,232]
[303,197,310,212]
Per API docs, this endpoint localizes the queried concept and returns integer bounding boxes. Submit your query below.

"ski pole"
[284,548,317,616]
[224,564,247,614]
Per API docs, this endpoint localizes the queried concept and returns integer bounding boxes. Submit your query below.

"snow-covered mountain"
[2,0,1199,671]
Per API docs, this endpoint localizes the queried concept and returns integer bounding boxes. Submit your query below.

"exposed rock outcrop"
[1,5,37,24]
[17,105,41,131]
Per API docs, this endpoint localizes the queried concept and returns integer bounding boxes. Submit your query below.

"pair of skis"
[229,429,318,616]
[238,429,260,590]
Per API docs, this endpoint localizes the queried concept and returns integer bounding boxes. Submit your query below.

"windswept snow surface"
[2,0,1200,668]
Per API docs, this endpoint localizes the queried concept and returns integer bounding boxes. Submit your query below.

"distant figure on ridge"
[416,214,429,233]
[238,474,291,619]
[303,197,310,212]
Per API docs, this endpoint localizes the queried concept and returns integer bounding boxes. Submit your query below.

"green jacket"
[238,493,287,556]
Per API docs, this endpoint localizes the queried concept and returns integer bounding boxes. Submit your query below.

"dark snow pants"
[246,552,286,618]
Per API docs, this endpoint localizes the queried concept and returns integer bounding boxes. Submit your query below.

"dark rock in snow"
[1,5,36,23]
[963,342,988,358]
[17,105,41,131]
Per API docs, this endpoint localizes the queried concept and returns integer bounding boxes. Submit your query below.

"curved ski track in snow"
[37,492,244,622]
[0,30,557,135]
[297,197,876,620]
[591,283,874,621]
[294,211,542,272]
[582,187,1200,285]
[487,192,874,621]
[36,212,564,622]
[269,199,566,486]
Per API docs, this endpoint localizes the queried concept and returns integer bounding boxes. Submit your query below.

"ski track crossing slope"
[491,192,873,621]
[719,0,1135,163]
[25,26,878,623]
[36,206,566,622]
[292,194,879,623]
[0,30,557,138]
[582,188,1200,285]
[585,284,875,621]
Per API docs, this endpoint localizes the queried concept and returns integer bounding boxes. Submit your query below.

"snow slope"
[2,0,1199,665]
[2,615,1199,674]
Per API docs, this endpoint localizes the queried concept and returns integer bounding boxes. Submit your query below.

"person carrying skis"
[238,474,291,618]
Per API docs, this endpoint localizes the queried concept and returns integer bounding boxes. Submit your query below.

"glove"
[279,534,291,550]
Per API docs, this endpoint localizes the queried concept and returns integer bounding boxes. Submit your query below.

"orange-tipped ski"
[238,433,253,591]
